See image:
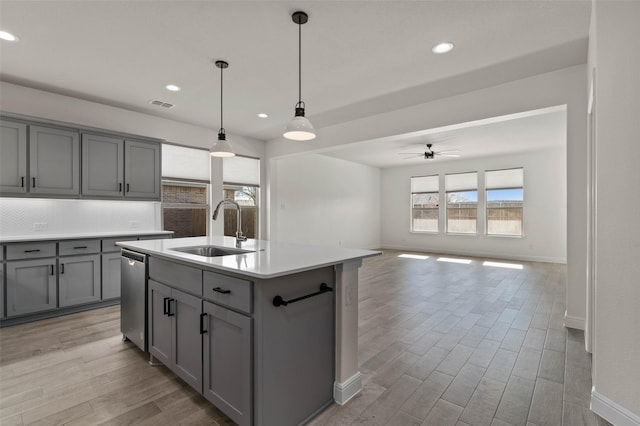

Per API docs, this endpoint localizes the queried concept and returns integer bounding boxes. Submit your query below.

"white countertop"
[117,236,381,279]
[0,230,173,244]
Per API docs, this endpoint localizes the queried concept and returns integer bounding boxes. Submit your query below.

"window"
[445,172,478,234]
[411,175,439,232]
[223,155,260,239]
[161,143,210,238]
[162,182,209,238]
[486,168,524,236]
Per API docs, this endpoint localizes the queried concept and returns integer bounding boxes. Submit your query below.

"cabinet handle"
[200,313,207,334]
[32,177,36,188]
[61,264,65,274]
[50,265,54,276]
[163,297,170,315]
[212,287,231,295]
[24,249,41,253]
[73,246,88,249]
[167,299,175,317]
[126,183,130,193]
[119,183,122,192]
[273,283,333,307]
[21,176,25,187]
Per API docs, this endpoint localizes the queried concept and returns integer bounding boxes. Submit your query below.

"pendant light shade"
[284,11,316,141]
[210,60,235,157]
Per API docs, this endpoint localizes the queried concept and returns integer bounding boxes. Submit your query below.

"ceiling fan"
[399,143,460,160]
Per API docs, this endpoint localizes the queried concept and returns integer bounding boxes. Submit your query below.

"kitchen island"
[117,236,379,426]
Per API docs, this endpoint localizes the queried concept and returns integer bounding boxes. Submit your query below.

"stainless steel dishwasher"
[121,249,148,352]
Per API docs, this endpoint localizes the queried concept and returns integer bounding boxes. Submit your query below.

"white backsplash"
[0,198,161,237]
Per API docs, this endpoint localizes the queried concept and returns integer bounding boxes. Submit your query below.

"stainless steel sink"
[171,245,255,257]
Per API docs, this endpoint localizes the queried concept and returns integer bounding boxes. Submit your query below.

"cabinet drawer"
[102,237,137,253]
[0,245,4,261]
[203,271,252,314]
[6,242,56,260]
[59,239,100,256]
[149,257,202,297]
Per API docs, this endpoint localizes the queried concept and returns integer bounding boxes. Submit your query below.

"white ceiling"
[1,0,590,151]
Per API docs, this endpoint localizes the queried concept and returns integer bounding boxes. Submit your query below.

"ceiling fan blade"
[398,152,424,155]
[437,149,461,153]
[436,153,461,157]
[401,154,425,159]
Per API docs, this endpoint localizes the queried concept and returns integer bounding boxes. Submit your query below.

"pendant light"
[283,11,316,141]
[210,60,235,157]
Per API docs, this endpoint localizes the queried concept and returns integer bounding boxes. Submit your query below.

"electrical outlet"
[345,283,355,306]
[33,223,48,232]
[129,221,140,229]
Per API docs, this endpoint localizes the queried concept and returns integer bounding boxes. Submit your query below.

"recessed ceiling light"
[432,42,454,54]
[0,31,18,42]
[165,84,181,92]
[257,113,269,118]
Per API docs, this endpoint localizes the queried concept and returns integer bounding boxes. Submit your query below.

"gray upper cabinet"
[0,120,28,194]
[82,133,124,197]
[29,125,80,196]
[125,140,160,200]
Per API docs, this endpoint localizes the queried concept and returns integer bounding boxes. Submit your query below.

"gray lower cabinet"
[101,252,122,299]
[29,125,80,196]
[0,119,28,194]
[58,254,101,307]
[203,301,252,426]
[149,280,203,392]
[1,262,5,319]
[6,258,57,317]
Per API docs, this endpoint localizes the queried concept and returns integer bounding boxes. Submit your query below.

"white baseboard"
[564,311,585,330]
[333,372,362,406]
[591,388,640,426]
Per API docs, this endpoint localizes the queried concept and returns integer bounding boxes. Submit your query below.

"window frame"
[445,172,478,235]
[485,167,524,237]
[161,179,210,237]
[410,174,440,234]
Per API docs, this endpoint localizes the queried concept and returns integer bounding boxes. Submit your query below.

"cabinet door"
[82,133,124,197]
[203,301,252,426]
[149,280,172,366]
[172,289,203,392]
[101,252,121,299]
[1,262,4,319]
[29,125,80,195]
[0,120,27,194]
[124,140,160,199]
[6,258,57,317]
[58,254,100,307]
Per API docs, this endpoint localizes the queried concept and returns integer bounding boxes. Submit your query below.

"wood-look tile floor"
[0,250,611,426]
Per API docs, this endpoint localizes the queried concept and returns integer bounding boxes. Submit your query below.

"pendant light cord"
[220,65,224,132]
[298,19,302,106]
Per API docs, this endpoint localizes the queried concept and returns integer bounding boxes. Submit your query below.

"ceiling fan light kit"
[283,11,316,141]
[210,60,236,158]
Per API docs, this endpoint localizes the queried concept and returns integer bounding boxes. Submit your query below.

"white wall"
[267,65,587,328]
[381,148,566,263]
[589,1,640,423]
[0,82,267,239]
[0,198,160,236]
[273,154,380,249]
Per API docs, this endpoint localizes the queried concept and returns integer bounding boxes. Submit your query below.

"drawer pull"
[73,246,88,249]
[61,264,65,274]
[50,265,54,276]
[24,249,41,253]
[119,183,122,192]
[212,287,231,295]
[163,297,170,315]
[32,177,36,187]
[21,176,25,187]
[200,313,207,334]
[167,299,175,317]
[273,283,333,307]
[126,183,130,193]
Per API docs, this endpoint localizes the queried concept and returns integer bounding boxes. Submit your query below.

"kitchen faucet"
[212,199,248,248]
